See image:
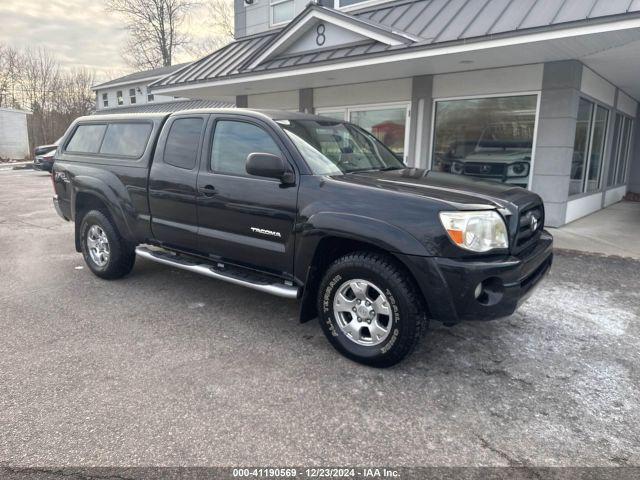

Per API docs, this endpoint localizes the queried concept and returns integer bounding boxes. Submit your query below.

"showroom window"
[570,98,609,195]
[432,94,538,188]
[316,103,410,161]
[607,113,633,187]
[270,0,294,26]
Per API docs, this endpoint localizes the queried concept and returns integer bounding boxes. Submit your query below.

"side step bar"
[135,246,299,299]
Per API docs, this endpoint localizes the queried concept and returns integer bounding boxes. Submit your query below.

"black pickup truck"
[52,109,552,367]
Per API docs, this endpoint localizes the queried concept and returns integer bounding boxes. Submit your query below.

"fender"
[294,211,430,281]
[71,174,137,244]
[294,212,431,322]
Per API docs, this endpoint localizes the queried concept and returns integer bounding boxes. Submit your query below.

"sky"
[0,0,216,82]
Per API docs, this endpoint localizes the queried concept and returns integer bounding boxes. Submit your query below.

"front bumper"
[399,231,553,324]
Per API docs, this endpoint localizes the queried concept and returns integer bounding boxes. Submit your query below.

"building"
[0,107,30,160]
[150,0,640,226]
[92,64,189,111]
[92,64,234,114]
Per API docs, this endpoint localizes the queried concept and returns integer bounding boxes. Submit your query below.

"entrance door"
[196,116,298,277]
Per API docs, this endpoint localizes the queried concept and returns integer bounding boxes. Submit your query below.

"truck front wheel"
[80,210,135,279]
[317,252,428,367]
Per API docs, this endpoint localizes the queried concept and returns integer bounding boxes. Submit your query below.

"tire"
[80,209,136,279]
[317,251,428,367]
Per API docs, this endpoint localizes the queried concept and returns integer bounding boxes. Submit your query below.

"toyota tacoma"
[52,109,552,367]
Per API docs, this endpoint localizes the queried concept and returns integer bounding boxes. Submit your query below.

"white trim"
[335,0,398,12]
[316,100,411,162]
[427,91,541,190]
[569,97,611,197]
[565,192,603,224]
[414,98,425,169]
[604,185,627,207]
[249,9,406,69]
[154,17,640,96]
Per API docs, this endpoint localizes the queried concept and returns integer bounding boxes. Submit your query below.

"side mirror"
[246,153,294,183]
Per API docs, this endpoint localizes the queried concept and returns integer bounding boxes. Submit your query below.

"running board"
[135,246,299,299]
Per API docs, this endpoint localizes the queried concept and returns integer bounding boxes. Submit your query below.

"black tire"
[80,209,136,279]
[317,251,428,367]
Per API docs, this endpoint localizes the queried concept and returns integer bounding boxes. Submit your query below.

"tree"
[0,43,96,151]
[186,0,235,59]
[106,0,197,69]
[206,0,234,42]
[0,44,22,108]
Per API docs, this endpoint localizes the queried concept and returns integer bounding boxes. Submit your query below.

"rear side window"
[164,118,204,170]
[100,123,152,158]
[66,124,107,154]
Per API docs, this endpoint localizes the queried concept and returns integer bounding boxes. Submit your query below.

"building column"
[531,60,582,227]
[628,104,640,195]
[235,95,248,108]
[299,88,313,114]
[407,75,433,169]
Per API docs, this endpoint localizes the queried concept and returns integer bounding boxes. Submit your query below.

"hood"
[329,168,539,212]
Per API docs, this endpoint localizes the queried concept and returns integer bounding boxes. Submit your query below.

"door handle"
[199,185,216,197]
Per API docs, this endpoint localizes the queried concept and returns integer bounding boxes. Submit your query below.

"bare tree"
[106,0,197,69]
[206,0,234,41]
[0,44,23,108]
[19,47,62,146]
[0,44,97,151]
[186,0,234,59]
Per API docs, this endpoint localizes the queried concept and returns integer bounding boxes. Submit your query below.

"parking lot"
[0,168,639,467]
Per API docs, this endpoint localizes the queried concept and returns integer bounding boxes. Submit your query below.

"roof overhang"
[91,75,165,91]
[153,16,640,101]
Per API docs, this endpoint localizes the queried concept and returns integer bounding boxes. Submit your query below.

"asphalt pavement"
[0,169,638,467]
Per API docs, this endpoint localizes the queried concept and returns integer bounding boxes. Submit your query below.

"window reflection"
[432,95,537,188]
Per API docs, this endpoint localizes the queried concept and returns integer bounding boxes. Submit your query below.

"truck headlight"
[439,210,509,252]
[450,161,464,175]
[506,162,530,177]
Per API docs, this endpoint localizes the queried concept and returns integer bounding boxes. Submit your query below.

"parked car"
[51,110,552,367]
[33,138,61,172]
[438,123,534,188]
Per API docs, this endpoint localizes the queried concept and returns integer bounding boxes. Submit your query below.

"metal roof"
[92,63,192,90]
[92,99,234,115]
[152,0,640,90]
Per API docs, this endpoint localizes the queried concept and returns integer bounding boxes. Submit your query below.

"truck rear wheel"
[317,252,428,367]
[80,210,135,279]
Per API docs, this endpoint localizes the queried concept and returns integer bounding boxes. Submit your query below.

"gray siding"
[407,75,432,168]
[628,106,640,194]
[531,60,582,227]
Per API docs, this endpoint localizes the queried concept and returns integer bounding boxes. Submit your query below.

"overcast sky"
[0,0,214,81]
[0,0,130,75]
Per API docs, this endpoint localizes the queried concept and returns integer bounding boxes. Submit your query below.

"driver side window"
[211,120,282,177]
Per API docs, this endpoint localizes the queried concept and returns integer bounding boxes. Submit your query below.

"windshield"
[278,119,404,175]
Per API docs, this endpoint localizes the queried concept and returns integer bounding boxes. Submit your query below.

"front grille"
[514,203,544,251]
[463,162,506,177]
